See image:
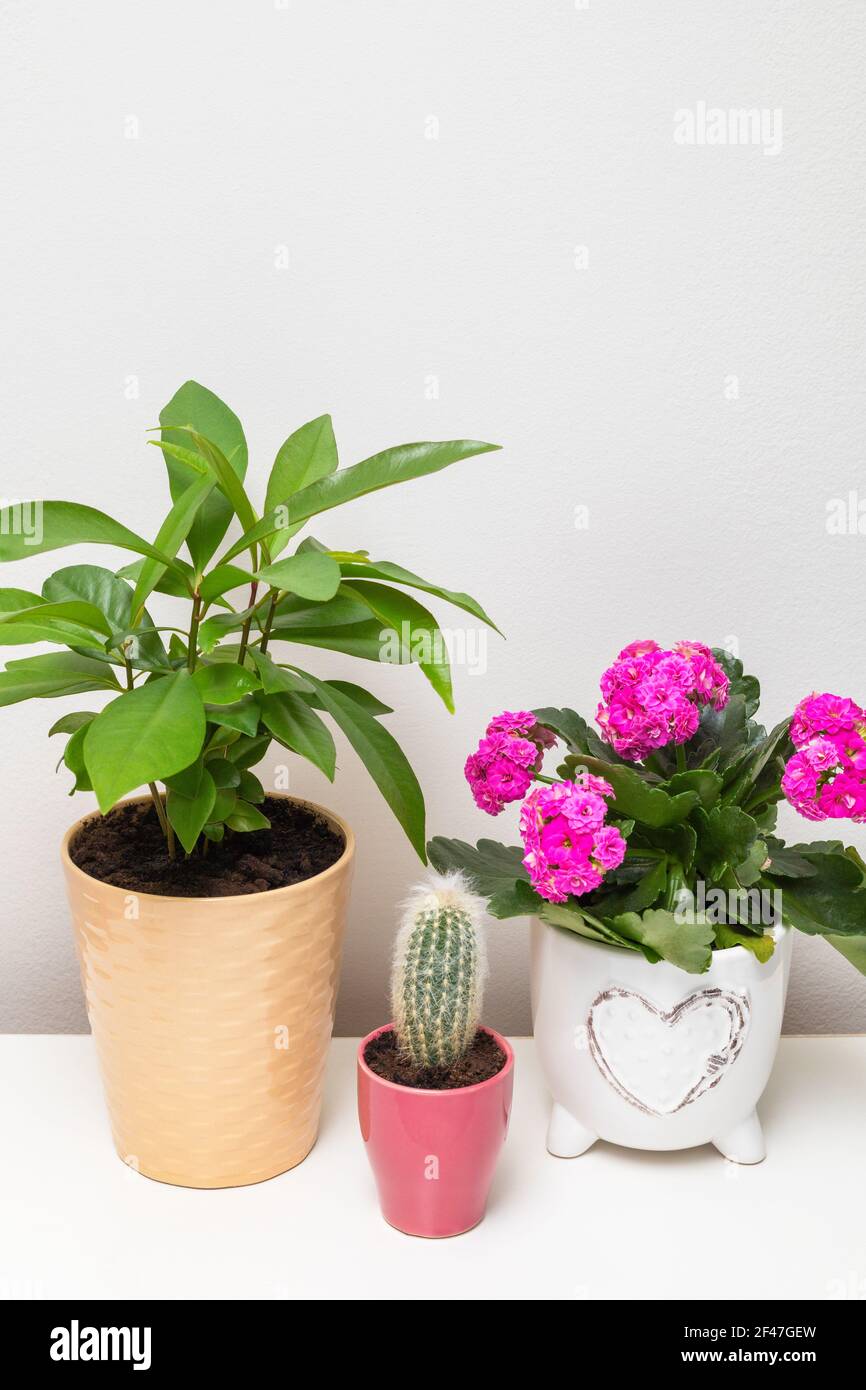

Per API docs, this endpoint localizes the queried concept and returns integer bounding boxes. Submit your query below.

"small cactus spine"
[391,871,487,1069]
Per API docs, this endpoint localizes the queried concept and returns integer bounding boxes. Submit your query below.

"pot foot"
[712,1109,765,1165]
[547,1103,597,1158]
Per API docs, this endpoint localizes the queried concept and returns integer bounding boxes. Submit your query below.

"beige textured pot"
[61,794,355,1189]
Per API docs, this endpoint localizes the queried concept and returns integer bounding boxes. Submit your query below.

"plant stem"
[124,657,135,691]
[676,744,687,775]
[148,783,169,836]
[187,595,202,674]
[258,590,280,655]
[237,581,259,664]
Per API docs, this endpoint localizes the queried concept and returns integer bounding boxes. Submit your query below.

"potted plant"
[430,641,866,1164]
[357,872,514,1236]
[0,379,500,1188]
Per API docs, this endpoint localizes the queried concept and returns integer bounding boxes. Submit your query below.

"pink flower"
[592,823,628,870]
[783,690,866,824]
[464,710,556,815]
[519,778,626,902]
[596,639,730,761]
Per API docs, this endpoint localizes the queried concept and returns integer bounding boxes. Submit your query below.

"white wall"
[2,0,864,1037]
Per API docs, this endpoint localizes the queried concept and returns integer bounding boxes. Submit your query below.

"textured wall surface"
[1,1,864,1036]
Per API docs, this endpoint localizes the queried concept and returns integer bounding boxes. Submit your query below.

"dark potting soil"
[69,797,345,897]
[364,1029,506,1090]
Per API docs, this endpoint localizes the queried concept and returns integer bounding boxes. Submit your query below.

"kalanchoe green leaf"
[612,909,715,974]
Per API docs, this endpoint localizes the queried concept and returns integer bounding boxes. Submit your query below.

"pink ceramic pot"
[357,1024,514,1238]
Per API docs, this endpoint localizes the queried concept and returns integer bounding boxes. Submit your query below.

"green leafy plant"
[0,381,500,861]
[391,872,487,1067]
[429,649,866,974]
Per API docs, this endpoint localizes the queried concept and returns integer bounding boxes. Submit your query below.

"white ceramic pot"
[531,919,793,1163]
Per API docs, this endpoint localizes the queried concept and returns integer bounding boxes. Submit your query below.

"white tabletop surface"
[1,1035,863,1301]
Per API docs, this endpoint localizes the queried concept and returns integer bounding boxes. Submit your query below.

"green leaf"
[164,758,204,798]
[593,857,669,916]
[166,769,217,855]
[342,580,453,712]
[221,438,501,564]
[197,607,258,654]
[43,565,137,631]
[260,692,336,780]
[167,427,259,549]
[695,805,759,878]
[271,590,371,630]
[0,598,112,639]
[296,669,426,858]
[117,556,198,602]
[245,648,314,695]
[257,551,342,602]
[192,663,260,706]
[205,695,261,737]
[339,557,500,633]
[0,588,44,612]
[211,787,238,821]
[761,838,817,878]
[0,652,120,706]
[238,770,265,804]
[49,710,97,737]
[825,934,866,975]
[770,849,866,937]
[0,502,188,575]
[198,564,255,604]
[226,800,271,833]
[226,733,272,769]
[534,707,631,766]
[307,679,392,717]
[714,922,775,962]
[542,900,645,951]
[206,757,241,790]
[83,671,206,813]
[560,753,699,827]
[612,909,715,973]
[427,837,529,903]
[62,723,93,792]
[663,768,722,811]
[159,381,249,570]
[131,473,216,618]
[266,619,394,662]
[202,823,225,844]
[265,415,338,557]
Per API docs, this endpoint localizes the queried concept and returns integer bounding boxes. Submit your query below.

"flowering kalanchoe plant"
[430,643,866,977]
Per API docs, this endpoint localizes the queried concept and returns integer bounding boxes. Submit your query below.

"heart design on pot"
[586,987,750,1117]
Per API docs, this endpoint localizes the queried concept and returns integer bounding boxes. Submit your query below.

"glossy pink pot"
[357,1024,514,1238]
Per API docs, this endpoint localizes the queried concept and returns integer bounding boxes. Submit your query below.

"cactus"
[391,871,488,1069]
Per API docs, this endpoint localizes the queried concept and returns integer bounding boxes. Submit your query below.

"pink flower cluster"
[782,692,866,822]
[596,639,730,762]
[520,775,627,902]
[464,710,556,815]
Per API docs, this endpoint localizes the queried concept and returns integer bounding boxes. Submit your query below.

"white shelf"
[0,1035,863,1300]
